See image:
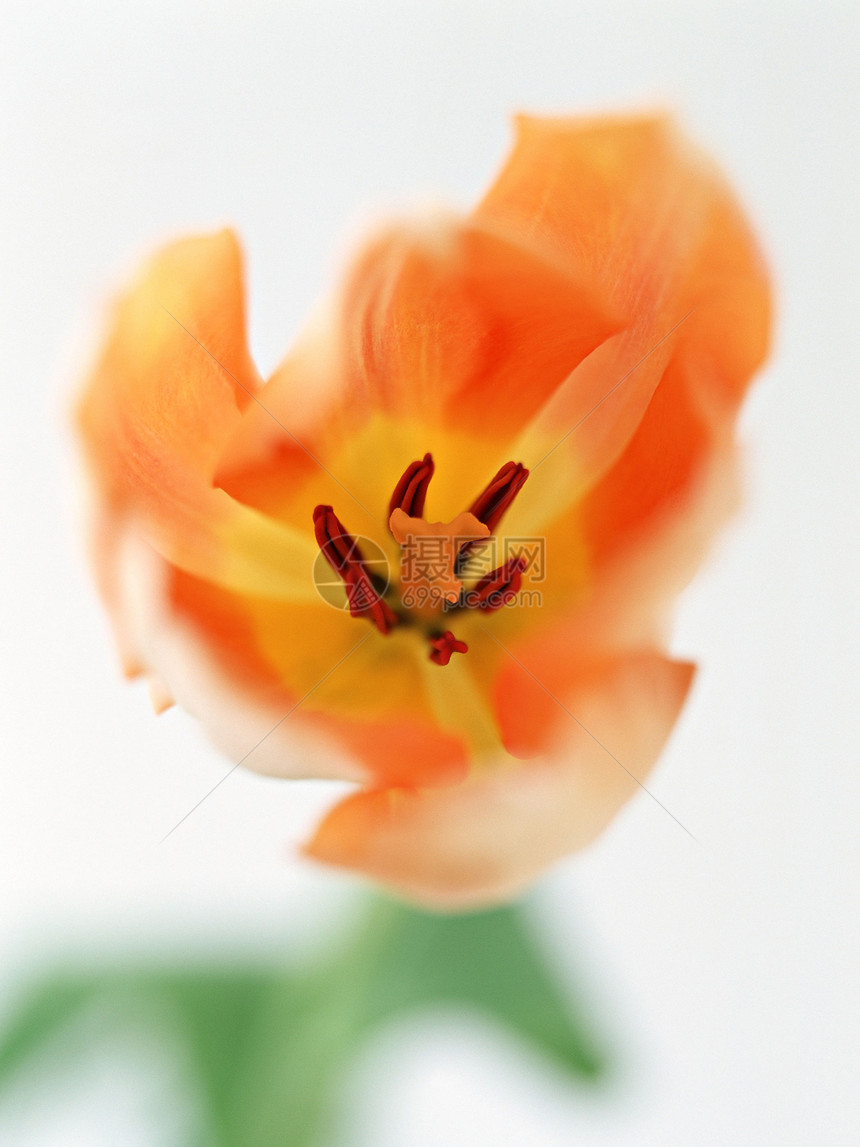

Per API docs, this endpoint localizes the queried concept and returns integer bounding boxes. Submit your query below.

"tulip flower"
[76,113,771,908]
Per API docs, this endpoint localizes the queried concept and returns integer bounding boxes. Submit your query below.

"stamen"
[428,630,469,666]
[344,567,399,634]
[313,504,397,634]
[314,461,530,646]
[388,453,435,521]
[470,555,527,612]
[469,461,529,532]
[456,461,530,576]
[313,504,363,575]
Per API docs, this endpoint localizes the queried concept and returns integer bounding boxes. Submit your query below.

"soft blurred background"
[1,1,858,1143]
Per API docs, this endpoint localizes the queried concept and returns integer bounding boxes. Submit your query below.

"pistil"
[389,507,489,605]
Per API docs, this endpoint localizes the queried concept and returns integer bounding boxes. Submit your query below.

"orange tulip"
[76,113,771,908]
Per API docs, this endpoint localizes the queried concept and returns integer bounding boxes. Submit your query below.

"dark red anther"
[313,504,363,576]
[313,504,397,635]
[344,567,399,633]
[469,461,529,532]
[388,453,435,521]
[470,555,527,613]
[428,630,469,666]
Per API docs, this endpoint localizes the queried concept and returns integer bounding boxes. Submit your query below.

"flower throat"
[313,456,529,665]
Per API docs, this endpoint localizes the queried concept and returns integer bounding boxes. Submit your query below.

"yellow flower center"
[313,454,530,664]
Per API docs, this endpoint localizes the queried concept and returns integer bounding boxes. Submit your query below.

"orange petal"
[480,114,771,534]
[213,303,342,516]
[77,230,319,601]
[477,114,712,293]
[514,403,742,695]
[167,565,469,788]
[579,354,716,568]
[336,216,618,437]
[305,653,694,908]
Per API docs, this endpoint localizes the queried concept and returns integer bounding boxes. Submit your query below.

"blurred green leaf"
[354,900,604,1076]
[0,899,607,1146]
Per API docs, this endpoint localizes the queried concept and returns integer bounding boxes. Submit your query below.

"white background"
[1,1,858,1143]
